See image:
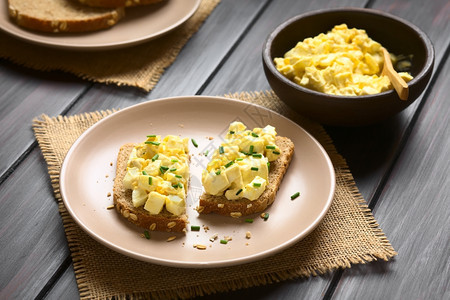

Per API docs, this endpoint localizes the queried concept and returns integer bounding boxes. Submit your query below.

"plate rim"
[60,95,336,268]
[0,0,201,50]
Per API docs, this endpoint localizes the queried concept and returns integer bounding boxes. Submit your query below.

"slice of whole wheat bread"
[77,0,164,8]
[113,143,188,233]
[198,136,295,217]
[8,0,125,33]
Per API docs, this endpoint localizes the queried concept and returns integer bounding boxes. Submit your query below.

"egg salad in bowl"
[274,24,413,96]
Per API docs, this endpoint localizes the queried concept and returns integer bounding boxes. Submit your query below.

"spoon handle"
[381,47,409,101]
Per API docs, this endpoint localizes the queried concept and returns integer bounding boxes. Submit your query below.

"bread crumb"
[106,205,115,210]
[167,236,177,242]
[193,244,207,250]
[107,192,111,197]
[105,174,109,178]
[149,223,156,231]
[196,206,205,213]
[179,124,184,128]
[245,231,251,239]
[217,203,224,208]
[230,212,242,218]
[209,233,218,242]
[110,162,113,166]
[207,136,214,140]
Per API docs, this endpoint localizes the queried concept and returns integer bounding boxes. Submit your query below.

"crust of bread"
[198,136,294,217]
[113,143,188,233]
[8,0,125,33]
[78,0,164,8]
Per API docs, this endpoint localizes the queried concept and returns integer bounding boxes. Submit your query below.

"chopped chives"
[229,130,235,134]
[262,212,269,221]
[170,168,177,172]
[191,138,198,148]
[273,151,281,155]
[178,183,183,189]
[245,218,254,223]
[175,174,182,178]
[236,158,244,161]
[291,192,300,200]
[191,225,201,231]
[224,161,234,168]
[252,153,262,158]
[142,170,148,175]
[204,150,209,156]
[251,132,259,137]
[160,166,169,173]
[172,184,179,189]
[236,189,243,195]
[145,141,160,146]
[144,230,150,239]
[253,182,262,187]
[220,239,228,244]
[267,162,270,171]
[171,159,178,163]
[251,167,259,171]
[219,146,224,154]
[266,145,276,149]
[240,151,250,156]
[146,135,156,138]
[249,145,254,154]
[149,177,152,185]
[151,154,159,162]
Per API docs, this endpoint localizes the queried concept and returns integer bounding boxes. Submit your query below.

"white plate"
[60,96,335,268]
[0,0,200,50]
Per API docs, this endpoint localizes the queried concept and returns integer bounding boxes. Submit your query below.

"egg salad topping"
[202,122,281,201]
[123,135,189,216]
[274,24,413,96]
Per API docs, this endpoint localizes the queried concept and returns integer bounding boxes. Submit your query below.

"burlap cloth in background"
[0,0,220,92]
[32,91,397,299]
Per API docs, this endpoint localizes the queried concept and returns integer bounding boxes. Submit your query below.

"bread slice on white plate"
[8,0,125,33]
[77,0,165,8]
[198,136,295,217]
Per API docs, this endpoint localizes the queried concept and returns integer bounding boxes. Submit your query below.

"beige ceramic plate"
[60,96,335,268]
[0,0,200,50]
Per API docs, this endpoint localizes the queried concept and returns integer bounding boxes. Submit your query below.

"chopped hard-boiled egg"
[274,24,413,96]
[202,122,280,201]
[123,135,189,216]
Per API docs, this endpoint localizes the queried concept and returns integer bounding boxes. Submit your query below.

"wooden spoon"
[381,47,409,100]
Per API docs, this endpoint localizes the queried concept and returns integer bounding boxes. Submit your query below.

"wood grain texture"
[333,45,450,300]
[0,149,70,300]
[0,60,87,180]
[0,0,447,299]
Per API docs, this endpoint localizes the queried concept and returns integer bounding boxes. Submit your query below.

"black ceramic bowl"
[262,8,434,126]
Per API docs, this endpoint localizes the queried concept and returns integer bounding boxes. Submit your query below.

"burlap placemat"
[0,0,220,92]
[33,91,397,299]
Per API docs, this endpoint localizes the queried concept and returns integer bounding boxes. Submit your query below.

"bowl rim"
[262,7,435,102]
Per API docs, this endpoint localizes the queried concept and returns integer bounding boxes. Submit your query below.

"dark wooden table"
[1,0,449,299]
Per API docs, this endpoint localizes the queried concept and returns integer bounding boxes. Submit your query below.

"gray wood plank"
[65,0,272,114]
[44,265,79,300]
[0,60,88,180]
[332,43,450,300]
[0,148,70,300]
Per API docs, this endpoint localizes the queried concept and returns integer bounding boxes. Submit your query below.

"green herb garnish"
[252,153,262,158]
[253,182,262,187]
[249,145,254,154]
[245,219,254,223]
[273,151,281,155]
[152,154,159,162]
[229,130,235,134]
[224,161,234,168]
[251,167,259,171]
[145,141,160,146]
[266,145,276,149]
[191,225,201,231]
[146,135,156,138]
[144,230,151,239]
[220,239,228,244]
[191,138,198,148]
[236,189,243,195]
[149,177,152,185]
[290,192,300,200]
[175,174,182,178]
[142,170,148,175]
[171,159,178,163]
[251,132,259,137]
[169,168,177,172]
[160,166,169,173]
[219,146,224,154]
[215,170,221,175]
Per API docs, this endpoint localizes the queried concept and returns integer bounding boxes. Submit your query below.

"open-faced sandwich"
[198,122,294,217]
[113,135,190,233]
